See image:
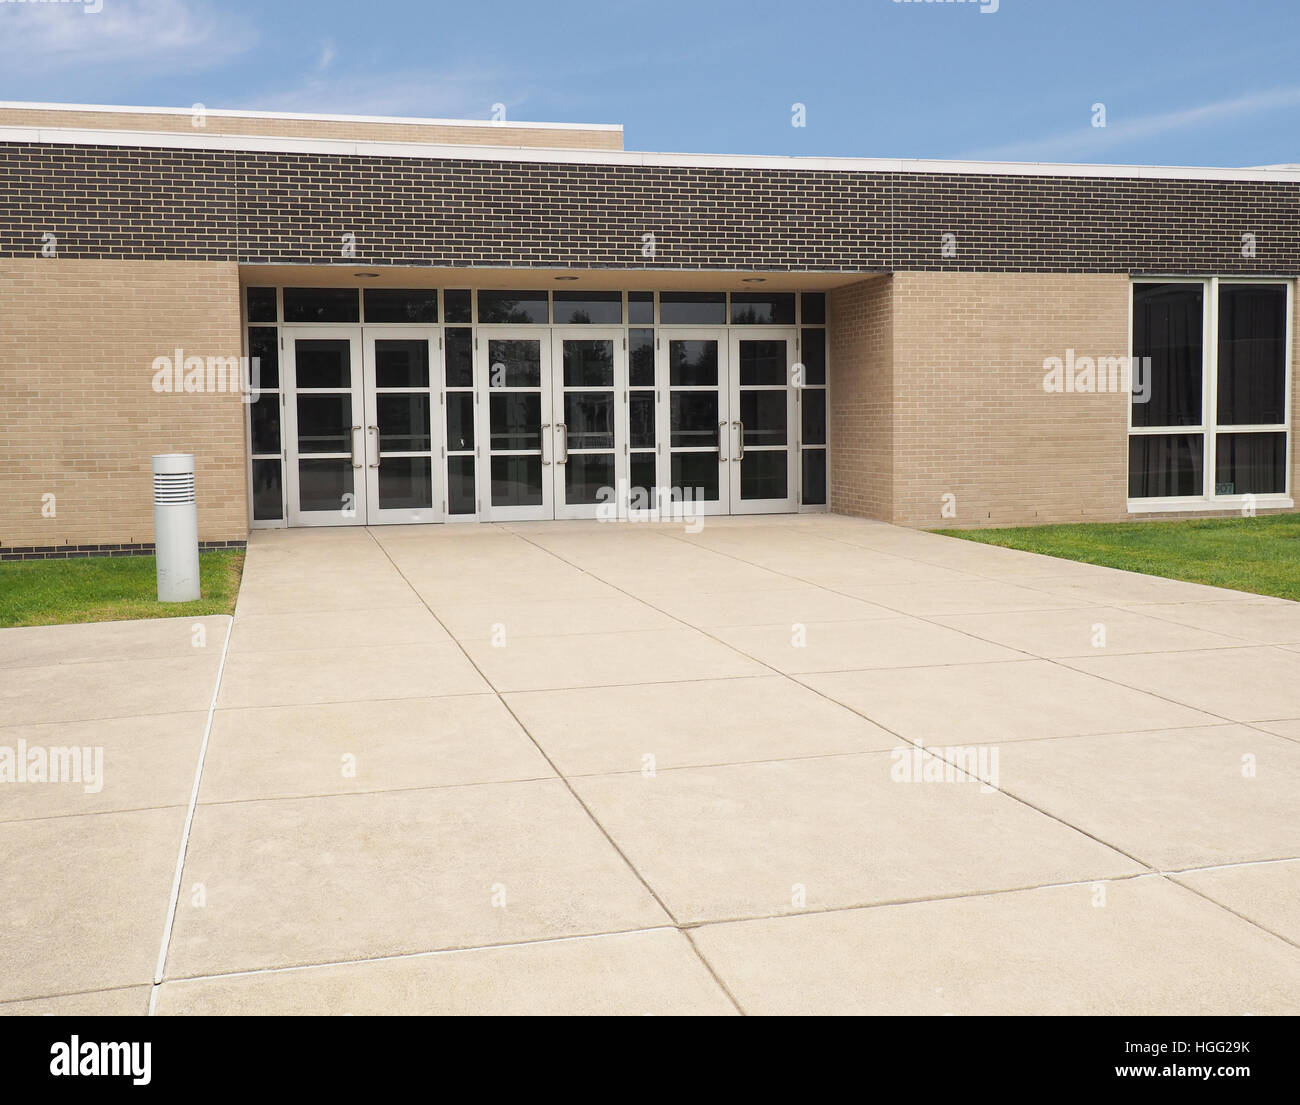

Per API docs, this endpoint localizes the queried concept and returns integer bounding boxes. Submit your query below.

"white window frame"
[1127,276,1294,513]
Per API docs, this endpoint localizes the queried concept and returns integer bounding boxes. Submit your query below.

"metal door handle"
[733,420,745,462]
[556,423,568,464]
[540,423,551,465]
[718,421,728,457]
[350,425,362,468]
[367,425,380,469]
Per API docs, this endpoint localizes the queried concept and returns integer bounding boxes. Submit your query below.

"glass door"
[362,328,441,524]
[658,328,730,518]
[551,328,625,519]
[284,328,366,526]
[475,328,554,521]
[728,330,798,514]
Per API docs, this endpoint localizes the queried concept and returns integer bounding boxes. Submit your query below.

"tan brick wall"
[0,108,623,151]
[828,276,894,521]
[0,260,247,548]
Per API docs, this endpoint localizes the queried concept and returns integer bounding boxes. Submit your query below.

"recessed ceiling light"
[741,277,766,283]
[554,275,579,281]
[353,272,380,279]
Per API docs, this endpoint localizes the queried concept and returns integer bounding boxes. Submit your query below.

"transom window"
[1129,278,1292,506]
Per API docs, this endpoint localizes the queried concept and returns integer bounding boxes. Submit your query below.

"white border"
[5,121,1300,181]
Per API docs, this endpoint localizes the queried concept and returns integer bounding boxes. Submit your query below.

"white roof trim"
[3,123,1300,183]
[0,100,622,133]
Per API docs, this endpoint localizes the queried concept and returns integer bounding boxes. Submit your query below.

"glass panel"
[363,288,437,324]
[378,456,433,509]
[564,393,615,451]
[487,339,541,388]
[1217,284,1287,426]
[1128,434,1204,498]
[296,395,352,453]
[669,340,718,387]
[444,289,472,324]
[739,340,787,386]
[660,292,725,325]
[741,391,787,447]
[298,458,354,512]
[801,389,827,445]
[629,329,655,386]
[246,287,277,323]
[250,393,281,455]
[741,450,788,500]
[491,455,543,507]
[377,394,431,452]
[295,339,351,388]
[628,291,654,325]
[251,458,282,520]
[671,452,719,501]
[445,328,473,388]
[563,340,614,387]
[553,291,622,325]
[629,454,656,505]
[478,289,548,324]
[629,392,656,449]
[1215,432,1287,495]
[283,287,359,323]
[447,455,476,514]
[490,393,541,450]
[446,393,475,451]
[565,454,615,505]
[730,292,795,325]
[1132,283,1203,428]
[248,326,279,389]
[801,292,826,325]
[670,392,720,448]
[801,328,826,385]
[374,340,429,388]
[802,449,827,505]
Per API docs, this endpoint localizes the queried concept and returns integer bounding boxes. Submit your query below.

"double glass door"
[284,327,440,525]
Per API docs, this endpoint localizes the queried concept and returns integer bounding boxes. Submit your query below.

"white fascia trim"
[0,100,622,133]
[4,124,1300,182]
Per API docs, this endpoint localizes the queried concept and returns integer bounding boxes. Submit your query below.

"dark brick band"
[0,540,247,562]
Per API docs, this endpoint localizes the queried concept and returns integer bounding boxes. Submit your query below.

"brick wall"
[0,260,247,548]
[829,277,894,521]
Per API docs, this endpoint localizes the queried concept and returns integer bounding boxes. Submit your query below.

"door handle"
[718,421,728,457]
[733,420,745,462]
[350,425,362,468]
[556,423,568,464]
[367,425,380,469]
[540,423,551,466]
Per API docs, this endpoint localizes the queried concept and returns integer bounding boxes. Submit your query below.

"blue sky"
[3,0,1299,166]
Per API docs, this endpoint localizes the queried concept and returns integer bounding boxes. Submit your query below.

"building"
[1,100,1295,557]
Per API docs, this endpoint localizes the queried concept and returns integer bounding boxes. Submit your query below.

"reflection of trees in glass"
[479,292,547,323]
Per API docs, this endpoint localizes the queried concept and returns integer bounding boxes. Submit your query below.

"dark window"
[478,290,548,324]
[251,459,282,520]
[373,340,429,388]
[802,450,827,505]
[445,328,473,388]
[1215,432,1288,495]
[246,287,277,323]
[444,289,472,324]
[247,327,279,389]
[660,292,726,325]
[1128,435,1204,498]
[446,393,475,452]
[730,292,795,325]
[378,457,433,510]
[553,291,622,325]
[801,390,827,446]
[1132,283,1203,428]
[628,291,654,325]
[629,329,655,386]
[1217,284,1287,426]
[801,292,826,325]
[294,339,351,389]
[669,340,718,387]
[363,288,437,324]
[249,393,280,455]
[447,455,476,514]
[283,287,359,323]
[800,328,826,385]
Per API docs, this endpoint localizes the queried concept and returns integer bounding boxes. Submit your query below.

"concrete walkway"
[3,515,1300,1014]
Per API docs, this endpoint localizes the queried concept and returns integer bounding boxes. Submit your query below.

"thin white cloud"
[2,0,257,76]
[315,39,335,74]
[970,86,1300,162]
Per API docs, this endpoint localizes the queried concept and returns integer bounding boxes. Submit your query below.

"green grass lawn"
[0,550,245,628]
[934,514,1300,602]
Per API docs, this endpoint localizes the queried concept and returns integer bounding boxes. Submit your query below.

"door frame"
[283,326,366,527]
[550,326,627,520]
[727,327,799,515]
[657,326,731,519]
[474,326,555,522]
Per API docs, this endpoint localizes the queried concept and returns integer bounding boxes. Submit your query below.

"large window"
[1129,279,1291,505]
